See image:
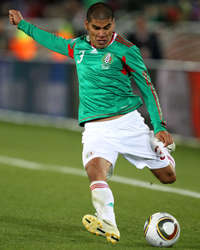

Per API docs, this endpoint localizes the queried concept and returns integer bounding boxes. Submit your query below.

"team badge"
[101,53,113,69]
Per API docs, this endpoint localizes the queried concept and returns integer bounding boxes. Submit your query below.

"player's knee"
[160,174,176,184]
[85,157,111,182]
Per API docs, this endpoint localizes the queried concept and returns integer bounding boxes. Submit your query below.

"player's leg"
[114,110,177,185]
[150,135,176,184]
[123,143,176,184]
[82,157,120,243]
[86,157,111,182]
[86,157,117,226]
[151,164,176,184]
[81,119,120,243]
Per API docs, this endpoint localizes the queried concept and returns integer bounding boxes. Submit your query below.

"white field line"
[0,109,200,148]
[0,155,200,199]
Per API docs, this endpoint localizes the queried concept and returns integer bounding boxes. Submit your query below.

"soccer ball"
[144,212,180,247]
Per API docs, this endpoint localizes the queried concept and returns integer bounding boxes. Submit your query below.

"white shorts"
[82,110,175,178]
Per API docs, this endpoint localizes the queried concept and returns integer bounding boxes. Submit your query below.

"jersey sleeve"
[124,45,166,134]
[17,20,76,58]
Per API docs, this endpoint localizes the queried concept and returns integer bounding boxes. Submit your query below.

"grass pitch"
[0,122,199,250]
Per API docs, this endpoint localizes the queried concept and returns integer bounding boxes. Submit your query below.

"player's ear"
[84,20,89,31]
[112,18,115,29]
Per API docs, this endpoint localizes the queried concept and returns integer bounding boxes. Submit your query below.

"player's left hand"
[155,130,173,147]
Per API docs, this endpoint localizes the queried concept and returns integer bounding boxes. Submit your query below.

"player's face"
[85,18,115,49]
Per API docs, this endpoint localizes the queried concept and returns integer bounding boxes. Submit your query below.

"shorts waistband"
[84,110,140,129]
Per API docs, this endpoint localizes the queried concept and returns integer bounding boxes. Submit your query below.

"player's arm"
[9,9,75,57]
[125,46,173,146]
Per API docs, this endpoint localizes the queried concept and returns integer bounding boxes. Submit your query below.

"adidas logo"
[90,48,98,54]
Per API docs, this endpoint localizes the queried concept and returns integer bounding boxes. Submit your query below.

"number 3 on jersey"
[77,50,85,64]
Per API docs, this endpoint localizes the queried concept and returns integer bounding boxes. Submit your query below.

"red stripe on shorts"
[167,155,175,166]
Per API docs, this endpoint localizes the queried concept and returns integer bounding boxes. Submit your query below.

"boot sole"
[82,214,120,244]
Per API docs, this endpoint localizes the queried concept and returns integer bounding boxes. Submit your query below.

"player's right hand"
[9,9,23,26]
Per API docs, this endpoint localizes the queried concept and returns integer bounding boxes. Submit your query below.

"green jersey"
[18,20,166,134]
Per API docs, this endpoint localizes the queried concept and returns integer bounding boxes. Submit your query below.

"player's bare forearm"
[9,9,23,25]
[155,130,174,147]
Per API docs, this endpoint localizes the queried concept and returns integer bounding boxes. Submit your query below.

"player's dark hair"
[86,2,114,22]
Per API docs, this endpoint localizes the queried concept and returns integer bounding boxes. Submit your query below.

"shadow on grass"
[0,216,150,249]
[0,215,87,243]
[0,216,194,249]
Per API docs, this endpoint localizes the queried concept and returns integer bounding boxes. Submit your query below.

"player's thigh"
[82,139,118,181]
[123,153,176,184]
[82,126,118,181]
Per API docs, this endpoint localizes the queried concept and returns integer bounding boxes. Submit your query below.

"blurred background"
[0,0,200,141]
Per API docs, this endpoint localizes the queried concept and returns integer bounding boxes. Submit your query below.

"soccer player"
[9,2,176,244]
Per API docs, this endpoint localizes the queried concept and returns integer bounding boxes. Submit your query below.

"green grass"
[0,121,199,250]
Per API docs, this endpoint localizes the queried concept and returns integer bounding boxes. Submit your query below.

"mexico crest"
[101,53,113,69]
